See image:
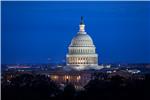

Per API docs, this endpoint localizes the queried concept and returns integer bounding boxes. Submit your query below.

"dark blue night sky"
[2,1,150,64]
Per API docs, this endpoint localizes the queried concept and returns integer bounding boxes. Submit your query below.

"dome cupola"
[70,17,95,47]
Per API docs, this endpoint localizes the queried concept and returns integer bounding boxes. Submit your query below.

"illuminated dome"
[70,33,94,47]
[66,17,98,70]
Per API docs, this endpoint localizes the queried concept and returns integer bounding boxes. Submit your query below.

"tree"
[63,83,76,99]
[2,74,61,100]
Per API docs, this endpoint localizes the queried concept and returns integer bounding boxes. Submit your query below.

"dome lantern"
[79,16,86,33]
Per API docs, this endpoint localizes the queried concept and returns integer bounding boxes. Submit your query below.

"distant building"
[7,65,31,69]
[49,70,92,89]
[127,69,141,74]
[66,17,103,70]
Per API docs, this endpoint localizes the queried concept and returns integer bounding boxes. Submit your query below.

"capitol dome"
[66,17,98,70]
[70,33,94,47]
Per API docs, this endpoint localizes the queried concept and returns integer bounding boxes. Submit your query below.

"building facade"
[66,17,98,70]
[49,70,92,89]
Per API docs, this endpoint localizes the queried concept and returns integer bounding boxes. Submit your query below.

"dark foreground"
[2,73,150,100]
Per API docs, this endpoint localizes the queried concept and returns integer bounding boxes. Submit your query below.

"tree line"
[2,73,150,100]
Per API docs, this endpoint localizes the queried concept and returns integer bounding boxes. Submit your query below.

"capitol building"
[66,17,103,70]
[46,17,106,89]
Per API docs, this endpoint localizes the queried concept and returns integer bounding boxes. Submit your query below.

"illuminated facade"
[66,17,98,70]
[49,71,91,89]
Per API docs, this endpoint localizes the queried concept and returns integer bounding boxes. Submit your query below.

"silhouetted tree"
[2,74,61,100]
[63,83,76,99]
[2,73,150,100]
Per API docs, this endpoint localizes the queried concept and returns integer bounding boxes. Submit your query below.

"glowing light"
[77,75,81,81]
[66,76,69,79]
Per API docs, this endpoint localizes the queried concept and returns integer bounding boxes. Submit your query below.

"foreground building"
[66,17,102,70]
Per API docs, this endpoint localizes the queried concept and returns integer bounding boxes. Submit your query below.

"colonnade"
[67,57,97,65]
